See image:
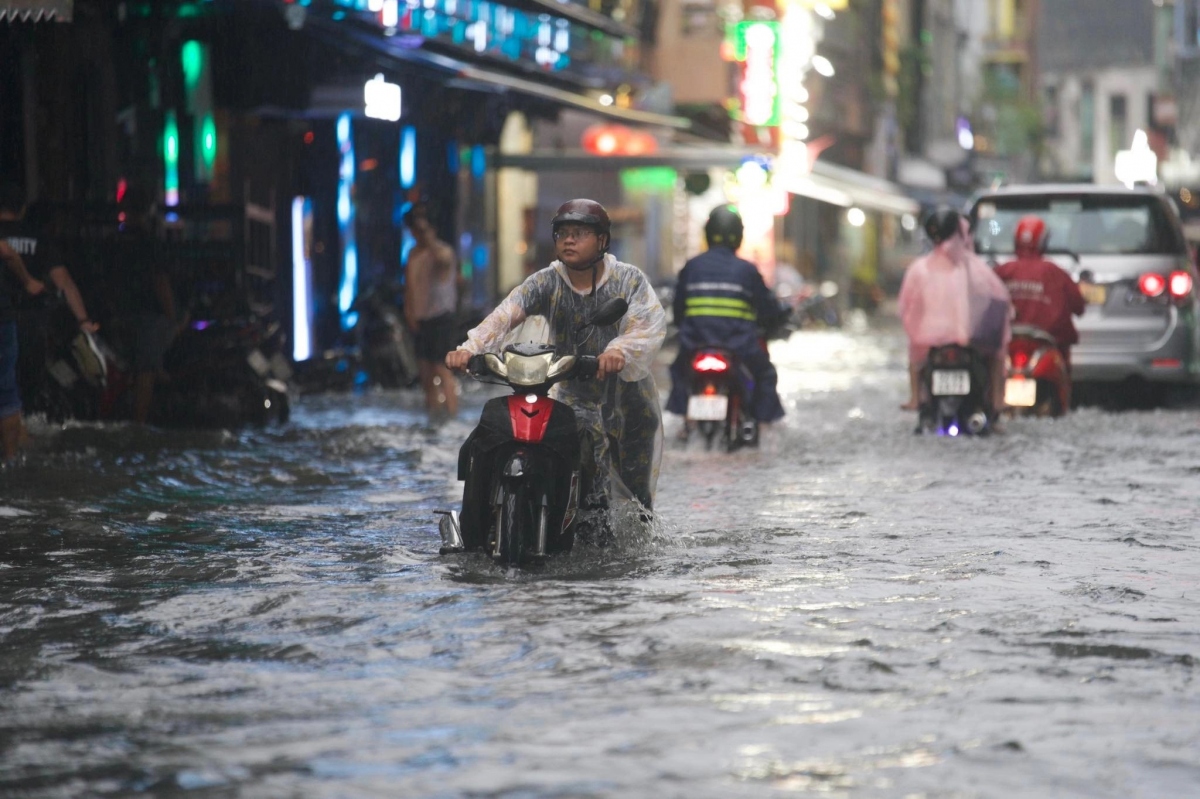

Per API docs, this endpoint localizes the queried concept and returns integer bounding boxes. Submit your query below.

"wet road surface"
[2,327,1198,798]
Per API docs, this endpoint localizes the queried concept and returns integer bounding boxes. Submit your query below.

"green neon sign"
[620,167,677,193]
[164,110,180,205]
[733,21,781,128]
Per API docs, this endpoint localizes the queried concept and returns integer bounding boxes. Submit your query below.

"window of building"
[1110,94,1128,158]
[1185,1,1200,53]
[1044,85,1059,136]
[1080,81,1095,177]
[680,1,715,37]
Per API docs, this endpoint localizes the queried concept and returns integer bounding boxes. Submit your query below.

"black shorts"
[415,313,458,363]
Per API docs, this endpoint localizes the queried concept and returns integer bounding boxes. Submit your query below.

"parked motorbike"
[355,285,419,389]
[436,297,628,566]
[1004,324,1069,417]
[917,344,993,436]
[147,317,291,428]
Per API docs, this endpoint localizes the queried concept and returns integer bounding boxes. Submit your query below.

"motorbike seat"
[694,346,738,362]
[1010,324,1057,345]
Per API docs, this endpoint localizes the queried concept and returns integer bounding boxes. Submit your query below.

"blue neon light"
[470,145,486,179]
[291,196,314,361]
[400,125,417,189]
[339,243,359,319]
[336,112,358,331]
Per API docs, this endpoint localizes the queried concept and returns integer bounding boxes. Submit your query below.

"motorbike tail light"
[1138,272,1167,298]
[692,353,729,373]
[1169,270,1193,300]
[1011,350,1030,370]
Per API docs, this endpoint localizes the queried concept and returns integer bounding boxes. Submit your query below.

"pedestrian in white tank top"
[403,206,462,421]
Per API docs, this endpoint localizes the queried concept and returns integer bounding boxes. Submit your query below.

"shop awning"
[510,0,640,39]
[305,16,690,130]
[448,66,692,129]
[2,0,72,21]
[785,161,920,216]
[495,147,921,215]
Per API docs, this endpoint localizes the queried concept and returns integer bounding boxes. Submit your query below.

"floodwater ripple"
[1,330,1198,798]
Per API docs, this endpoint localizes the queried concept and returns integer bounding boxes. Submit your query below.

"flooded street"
[2,327,1198,798]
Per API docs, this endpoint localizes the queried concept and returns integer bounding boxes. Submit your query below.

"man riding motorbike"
[899,206,1012,414]
[665,205,786,426]
[446,199,667,513]
[994,215,1085,372]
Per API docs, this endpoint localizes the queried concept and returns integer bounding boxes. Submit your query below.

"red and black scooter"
[437,298,628,566]
[682,348,758,451]
[1004,324,1070,417]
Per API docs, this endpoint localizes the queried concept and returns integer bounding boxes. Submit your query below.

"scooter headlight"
[504,351,555,386]
[546,355,577,380]
[483,353,508,379]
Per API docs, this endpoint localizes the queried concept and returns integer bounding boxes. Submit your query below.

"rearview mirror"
[583,297,628,329]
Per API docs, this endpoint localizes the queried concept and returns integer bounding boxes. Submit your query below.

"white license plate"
[687,394,728,421]
[931,369,970,396]
[1005,377,1038,407]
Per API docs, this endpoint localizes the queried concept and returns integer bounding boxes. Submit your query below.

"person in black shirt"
[4,200,102,417]
[0,184,46,462]
[116,188,180,425]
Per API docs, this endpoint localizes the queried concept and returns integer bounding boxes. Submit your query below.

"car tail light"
[692,353,729,373]
[1138,273,1166,298]
[1169,270,1193,299]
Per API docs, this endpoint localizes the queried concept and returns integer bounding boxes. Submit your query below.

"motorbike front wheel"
[496,481,538,566]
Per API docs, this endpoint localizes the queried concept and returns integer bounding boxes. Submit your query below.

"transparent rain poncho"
[460,255,667,510]
[898,221,1012,365]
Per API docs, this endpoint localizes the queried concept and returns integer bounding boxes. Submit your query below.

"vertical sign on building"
[732,20,782,147]
[881,0,900,98]
[182,40,217,184]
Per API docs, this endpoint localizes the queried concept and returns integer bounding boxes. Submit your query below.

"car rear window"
[972,194,1184,256]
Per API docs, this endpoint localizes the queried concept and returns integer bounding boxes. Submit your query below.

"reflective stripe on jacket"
[674,247,777,352]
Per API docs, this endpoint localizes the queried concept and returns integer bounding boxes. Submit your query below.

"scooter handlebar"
[466,354,490,377]
[573,355,599,381]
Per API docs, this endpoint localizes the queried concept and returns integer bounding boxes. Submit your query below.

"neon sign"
[735,21,781,128]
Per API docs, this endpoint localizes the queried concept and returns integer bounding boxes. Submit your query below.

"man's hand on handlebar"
[596,349,625,380]
[446,349,472,371]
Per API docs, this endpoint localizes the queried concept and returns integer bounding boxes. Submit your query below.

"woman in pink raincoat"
[898,207,1012,412]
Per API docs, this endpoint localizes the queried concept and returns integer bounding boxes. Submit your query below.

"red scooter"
[1004,324,1070,417]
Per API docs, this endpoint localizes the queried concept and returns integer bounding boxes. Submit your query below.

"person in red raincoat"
[994,215,1085,370]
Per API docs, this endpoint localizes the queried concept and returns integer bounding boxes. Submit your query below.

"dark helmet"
[705,205,744,250]
[551,199,611,239]
[923,206,962,244]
